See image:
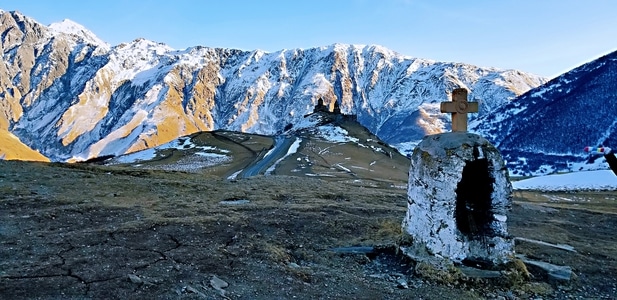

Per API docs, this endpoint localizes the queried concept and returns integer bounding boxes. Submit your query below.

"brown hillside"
[0,129,49,162]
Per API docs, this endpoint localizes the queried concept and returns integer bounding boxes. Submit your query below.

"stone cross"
[440,88,478,132]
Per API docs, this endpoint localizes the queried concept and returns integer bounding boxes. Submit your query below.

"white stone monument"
[401,89,514,266]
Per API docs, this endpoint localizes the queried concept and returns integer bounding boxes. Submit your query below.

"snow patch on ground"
[110,138,196,163]
[305,173,336,177]
[315,125,359,143]
[227,170,243,180]
[145,153,231,172]
[290,114,322,131]
[265,137,302,175]
[513,170,617,191]
[142,154,230,172]
[112,147,158,164]
[107,136,231,172]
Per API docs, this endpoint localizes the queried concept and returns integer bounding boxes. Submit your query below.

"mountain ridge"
[471,50,617,175]
[1,10,545,163]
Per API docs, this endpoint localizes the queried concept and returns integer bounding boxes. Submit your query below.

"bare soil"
[1,160,616,299]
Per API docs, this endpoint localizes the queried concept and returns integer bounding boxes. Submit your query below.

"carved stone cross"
[440,88,478,132]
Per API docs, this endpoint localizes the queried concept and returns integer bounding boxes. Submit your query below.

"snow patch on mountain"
[314,125,359,143]
[49,19,110,50]
[108,39,175,84]
[471,50,617,176]
[1,10,549,164]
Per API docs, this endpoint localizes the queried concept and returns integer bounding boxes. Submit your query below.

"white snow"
[9,22,547,163]
[513,170,617,191]
[150,153,230,172]
[292,114,322,131]
[105,135,232,172]
[227,170,243,180]
[262,146,276,159]
[315,125,359,143]
[305,173,336,177]
[108,137,190,164]
[107,136,230,171]
[49,19,110,50]
[334,163,352,173]
[106,39,176,85]
[112,147,157,164]
[265,137,302,174]
[391,141,418,157]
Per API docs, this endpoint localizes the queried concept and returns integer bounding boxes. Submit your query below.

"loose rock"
[210,275,229,297]
[128,274,142,284]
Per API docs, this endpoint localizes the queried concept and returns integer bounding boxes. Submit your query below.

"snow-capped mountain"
[0,10,546,162]
[471,50,617,175]
[49,19,110,50]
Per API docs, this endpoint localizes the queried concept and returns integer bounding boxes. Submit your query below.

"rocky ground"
[1,160,616,299]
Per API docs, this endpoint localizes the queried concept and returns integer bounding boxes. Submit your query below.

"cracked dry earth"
[0,161,419,299]
[1,160,617,299]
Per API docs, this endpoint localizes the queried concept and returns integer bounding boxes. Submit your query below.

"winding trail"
[239,135,295,178]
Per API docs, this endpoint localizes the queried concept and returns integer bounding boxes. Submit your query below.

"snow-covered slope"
[471,51,617,176]
[513,170,617,191]
[0,10,545,162]
[49,19,110,50]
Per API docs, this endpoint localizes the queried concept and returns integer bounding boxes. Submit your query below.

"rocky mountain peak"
[1,10,547,163]
[49,18,110,50]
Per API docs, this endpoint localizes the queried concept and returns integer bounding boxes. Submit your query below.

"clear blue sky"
[2,0,616,79]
